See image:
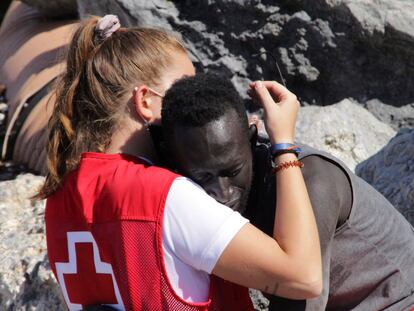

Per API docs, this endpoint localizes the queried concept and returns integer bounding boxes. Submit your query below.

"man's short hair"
[161,73,248,134]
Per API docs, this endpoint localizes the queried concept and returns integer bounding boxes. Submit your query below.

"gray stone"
[356,128,414,225]
[364,99,414,131]
[249,99,396,171]
[249,289,269,311]
[75,0,414,111]
[0,174,65,310]
[295,99,396,171]
[338,0,414,38]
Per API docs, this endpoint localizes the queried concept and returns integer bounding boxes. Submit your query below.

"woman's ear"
[132,85,154,124]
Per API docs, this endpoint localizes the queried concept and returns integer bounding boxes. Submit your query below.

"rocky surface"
[296,99,396,171]
[75,0,414,111]
[10,0,414,110]
[364,100,414,131]
[251,98,397,171]
[0,174,65,310]
[249,289,269,311]
[356,128,414,225]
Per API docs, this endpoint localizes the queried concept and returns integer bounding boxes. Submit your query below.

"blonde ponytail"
[35,17,186,199]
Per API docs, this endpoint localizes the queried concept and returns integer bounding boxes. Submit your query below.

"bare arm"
[212,81,322,299]
[269,155,352,309]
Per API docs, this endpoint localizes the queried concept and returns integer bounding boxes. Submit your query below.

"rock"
[21,0,77,17]
[364,99,414,131]
[0,174,65,310]
[0,163,29,182]
[314,0,414,38]
[76,0,414,109]
[279,0,414,106]
[356,128,414,225]
[249,99,396,171]
[295,99,396,171]
[249,289,269,311]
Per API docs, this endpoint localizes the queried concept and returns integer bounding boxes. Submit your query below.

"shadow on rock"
[356,128,414,225]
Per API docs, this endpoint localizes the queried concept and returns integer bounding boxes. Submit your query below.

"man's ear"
[248,123,258,145]
[248,123,258,155]
[132,86,154,123]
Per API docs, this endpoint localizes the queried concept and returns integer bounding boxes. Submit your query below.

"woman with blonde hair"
[39,14,322,310]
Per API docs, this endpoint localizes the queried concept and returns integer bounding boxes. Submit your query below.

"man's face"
[169,109,253,213]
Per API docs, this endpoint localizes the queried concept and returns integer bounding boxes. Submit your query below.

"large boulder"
[296,99,396,171]
[356,128,414,225]
[76,0,414,112]
[0,174,64,310]
[250,99,396,171]
[364,99,414,131]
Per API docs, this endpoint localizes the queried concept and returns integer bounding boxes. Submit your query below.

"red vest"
[46,153,253,310]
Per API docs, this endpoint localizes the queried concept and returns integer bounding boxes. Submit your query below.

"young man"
[161,73,414,311]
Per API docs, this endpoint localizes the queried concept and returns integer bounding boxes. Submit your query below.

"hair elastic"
[95,14,121,42]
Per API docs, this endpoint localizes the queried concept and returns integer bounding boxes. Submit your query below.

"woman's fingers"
[251,81,277,111]
[248,80,299,144]
[260,81,292,102]
[250,80,293,104]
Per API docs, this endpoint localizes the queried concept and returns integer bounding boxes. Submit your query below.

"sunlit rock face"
[296,99,396,172]
[0,174,65,310]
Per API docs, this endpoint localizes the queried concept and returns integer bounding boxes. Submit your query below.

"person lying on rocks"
[160,73,414,311]
[0,1,78,172]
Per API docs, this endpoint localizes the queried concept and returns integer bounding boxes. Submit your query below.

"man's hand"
[248,81,299,144]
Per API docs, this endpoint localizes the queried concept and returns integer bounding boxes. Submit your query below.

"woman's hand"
[248,81,299,144]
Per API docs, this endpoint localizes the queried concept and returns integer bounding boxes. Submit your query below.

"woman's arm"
[212,81,322,299]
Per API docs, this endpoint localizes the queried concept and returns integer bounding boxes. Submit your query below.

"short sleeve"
[163,177,249,274]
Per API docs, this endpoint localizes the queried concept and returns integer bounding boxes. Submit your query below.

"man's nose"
[207,177,234,204]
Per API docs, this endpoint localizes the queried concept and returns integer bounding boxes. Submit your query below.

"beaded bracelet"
[274,160,304,173]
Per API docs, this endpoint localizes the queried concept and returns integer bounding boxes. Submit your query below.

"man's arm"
[269,155,352,310]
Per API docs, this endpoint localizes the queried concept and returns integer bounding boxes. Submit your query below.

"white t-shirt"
[162,177,249,303]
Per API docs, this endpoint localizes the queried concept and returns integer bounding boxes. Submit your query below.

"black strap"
[4,78,56,160]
